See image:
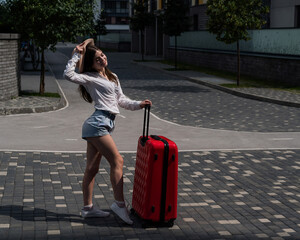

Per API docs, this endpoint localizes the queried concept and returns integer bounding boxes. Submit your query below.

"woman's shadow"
[0,205,146,228]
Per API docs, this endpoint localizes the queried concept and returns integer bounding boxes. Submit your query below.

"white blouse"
[63,52,141,114]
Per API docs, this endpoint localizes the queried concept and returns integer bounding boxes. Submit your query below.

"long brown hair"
[78,45,118,103]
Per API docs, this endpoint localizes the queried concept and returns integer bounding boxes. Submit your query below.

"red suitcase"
[131,105,178,227]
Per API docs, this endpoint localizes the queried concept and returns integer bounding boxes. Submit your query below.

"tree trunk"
[39,49,45,94]
[237,40,240,86]
[175,36,177,70]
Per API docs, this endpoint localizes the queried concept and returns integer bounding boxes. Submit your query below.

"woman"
[63,39,152,225]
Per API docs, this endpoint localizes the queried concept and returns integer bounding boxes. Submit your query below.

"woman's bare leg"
[86,135,133,224]
[87,135,124,202]
[82,141,102,206]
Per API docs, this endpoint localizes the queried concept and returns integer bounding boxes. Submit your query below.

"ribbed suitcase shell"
[132,135,178,223]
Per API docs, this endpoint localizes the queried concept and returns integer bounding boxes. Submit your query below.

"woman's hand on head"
[74,39,94,55]
[75,42,85,54]
[140,100,152,108]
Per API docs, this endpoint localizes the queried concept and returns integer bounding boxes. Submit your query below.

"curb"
[0,94,65,115]
[134,61,300,109]
[0,103,61,115]
[187,78,300,109]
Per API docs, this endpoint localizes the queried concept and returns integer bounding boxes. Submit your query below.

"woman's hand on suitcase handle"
[140,100,152,108]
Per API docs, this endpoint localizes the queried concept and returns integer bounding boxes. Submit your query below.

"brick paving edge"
[0,85,67,115]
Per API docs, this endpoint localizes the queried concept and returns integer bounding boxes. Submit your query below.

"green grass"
[157,59,300,93]
[21,91,60,98]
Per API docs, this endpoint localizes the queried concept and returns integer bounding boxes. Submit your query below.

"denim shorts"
[82,110,116,139]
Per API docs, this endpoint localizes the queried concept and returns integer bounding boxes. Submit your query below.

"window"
[296,5,300,28]
[120,1,128,9]
[198,0,207,4]
[116,1,128,14]
[193,14,198,30]
[104,1,116,12]
[151,0,157,11]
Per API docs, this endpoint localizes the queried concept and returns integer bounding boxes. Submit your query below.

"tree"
[0,2,13,33]
[94,9,108,47]
[6,0,95,94]
[130,0,155,61]
[163,0,190,70]
[206,0,269,86]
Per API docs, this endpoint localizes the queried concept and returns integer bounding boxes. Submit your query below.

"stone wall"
[0,33,20,101]
[165,48,300,87]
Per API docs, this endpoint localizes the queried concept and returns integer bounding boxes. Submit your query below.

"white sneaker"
[81,206,110,218]
[110,202,133,225]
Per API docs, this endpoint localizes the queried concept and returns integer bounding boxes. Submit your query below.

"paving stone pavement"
[0,96,61,115]
[121,79,300,132]
[235,88,300,105]
[0,150,300,239]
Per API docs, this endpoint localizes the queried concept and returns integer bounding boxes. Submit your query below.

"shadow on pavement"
[0,205,154,229]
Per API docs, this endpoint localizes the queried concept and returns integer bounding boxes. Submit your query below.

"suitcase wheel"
[130,208,136,215]
[166,219,174,228]
[141,219,175,228]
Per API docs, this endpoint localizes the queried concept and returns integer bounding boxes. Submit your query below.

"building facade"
[130,0,210,55]
[98,0,130,32]
[130,0,300,86]
[130,0,165,55]
[166,0,300,86]
[190,0,208,30]
[94,0,131,51]
[270,0,300,28]
[102,0,130,25]
[189,0,300,30]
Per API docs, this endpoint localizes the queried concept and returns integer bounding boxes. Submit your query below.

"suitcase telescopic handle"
[142,104,151,142]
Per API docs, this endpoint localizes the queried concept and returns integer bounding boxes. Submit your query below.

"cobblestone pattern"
[235,88,300,104]
[0,150,299,239]
[122,79,300,132]
[0,96,61,115]
[0,35,20,101]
